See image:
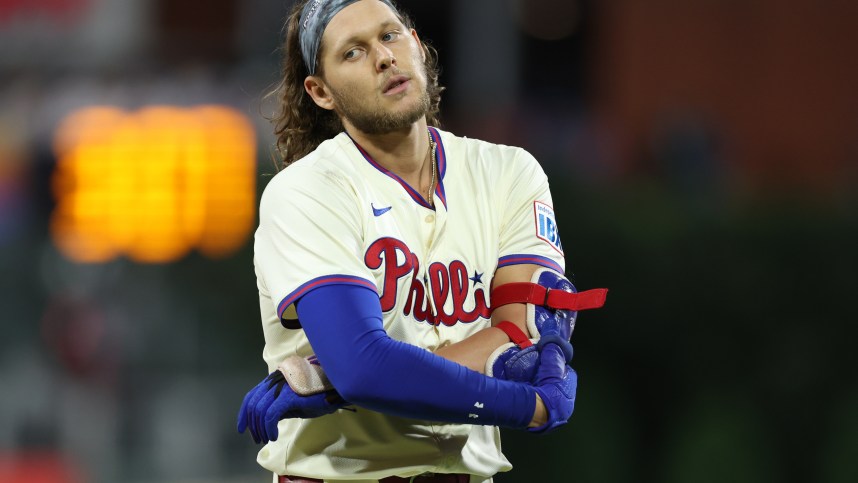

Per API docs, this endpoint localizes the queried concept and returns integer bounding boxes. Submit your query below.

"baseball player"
[237,1,607,482]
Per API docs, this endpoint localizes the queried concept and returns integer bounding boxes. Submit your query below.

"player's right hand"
[237,370,349,444]
[527,340,577,434]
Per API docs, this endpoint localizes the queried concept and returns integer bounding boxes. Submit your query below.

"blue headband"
[299,0,398,75]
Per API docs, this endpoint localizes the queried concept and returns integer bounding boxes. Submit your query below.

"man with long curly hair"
[237,1,607,482]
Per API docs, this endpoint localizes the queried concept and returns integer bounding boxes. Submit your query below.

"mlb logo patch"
[534,201,563,254]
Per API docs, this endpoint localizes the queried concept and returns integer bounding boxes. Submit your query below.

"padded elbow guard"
[486,269,607,381]
[493,268,607,342]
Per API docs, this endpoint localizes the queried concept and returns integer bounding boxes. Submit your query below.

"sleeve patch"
[534,201,564,255]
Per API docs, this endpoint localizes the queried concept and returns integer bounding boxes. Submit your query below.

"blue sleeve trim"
[497,254,564,274]
[277,275,377,319]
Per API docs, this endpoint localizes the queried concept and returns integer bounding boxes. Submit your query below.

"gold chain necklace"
[427,130,437,206]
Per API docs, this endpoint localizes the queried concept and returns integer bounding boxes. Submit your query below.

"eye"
[381,31,400,42]
[344,48,362,60]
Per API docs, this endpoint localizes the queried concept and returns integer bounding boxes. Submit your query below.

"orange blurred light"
[51,105,256,264]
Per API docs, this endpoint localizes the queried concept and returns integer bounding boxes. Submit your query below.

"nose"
[374,43,396,72]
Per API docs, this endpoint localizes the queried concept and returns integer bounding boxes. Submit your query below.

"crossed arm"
[237,263,576,442]
[431,264,549,426]
[434,263,539,372]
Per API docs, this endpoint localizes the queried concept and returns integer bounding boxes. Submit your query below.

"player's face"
[313,0,430,135]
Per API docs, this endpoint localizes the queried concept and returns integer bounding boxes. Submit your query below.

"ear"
[410,29,426,62]
[304,76,335,111]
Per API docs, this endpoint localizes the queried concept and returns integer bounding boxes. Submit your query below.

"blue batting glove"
[237,371,285,444]
[237,370,349,444]
[529,341,577,434]
[262,386,347,442]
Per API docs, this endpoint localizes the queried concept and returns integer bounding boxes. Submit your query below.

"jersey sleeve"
[255,166,377,321]
[497,149,566,274]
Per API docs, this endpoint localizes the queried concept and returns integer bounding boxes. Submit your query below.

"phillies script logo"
[364,237,490,326]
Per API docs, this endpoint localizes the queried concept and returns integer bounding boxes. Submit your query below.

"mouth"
[382,75,411,95]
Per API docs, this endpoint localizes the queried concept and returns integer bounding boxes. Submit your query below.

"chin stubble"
[332,77,431,135]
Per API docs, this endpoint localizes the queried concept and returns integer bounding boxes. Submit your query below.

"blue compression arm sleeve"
[296,284,536,429]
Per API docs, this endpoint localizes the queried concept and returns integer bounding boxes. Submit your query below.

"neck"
[346,118,434,198]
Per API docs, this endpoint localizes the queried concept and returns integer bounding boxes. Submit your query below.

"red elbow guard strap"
[491,283,608,311]
[495,321,534,349]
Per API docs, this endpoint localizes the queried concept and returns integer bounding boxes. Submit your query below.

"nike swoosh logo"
[372,203,392,216]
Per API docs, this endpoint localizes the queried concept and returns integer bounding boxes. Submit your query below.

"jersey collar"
[348,127,447,210]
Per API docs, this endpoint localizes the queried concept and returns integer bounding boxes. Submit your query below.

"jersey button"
[424,214,435,223]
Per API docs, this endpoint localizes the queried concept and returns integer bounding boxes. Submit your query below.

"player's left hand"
[237,370,349,444]
[528,340,577,434]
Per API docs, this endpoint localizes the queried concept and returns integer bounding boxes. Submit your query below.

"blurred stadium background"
[1,0,857,482]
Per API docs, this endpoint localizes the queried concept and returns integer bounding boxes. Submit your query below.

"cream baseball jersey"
[253,127,565,480]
